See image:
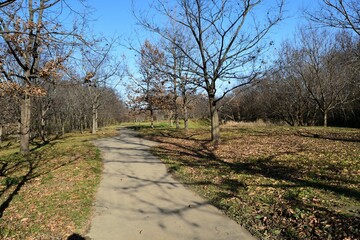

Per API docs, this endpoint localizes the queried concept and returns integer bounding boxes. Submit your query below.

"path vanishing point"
[87,128,256,240]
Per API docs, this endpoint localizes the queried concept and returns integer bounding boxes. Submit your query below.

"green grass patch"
[124,118,210,130]
[132,124,360,240]
[0,126,120,239]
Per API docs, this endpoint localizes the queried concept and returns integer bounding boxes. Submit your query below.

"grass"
[0,126,120,239]
[132,121,360,240]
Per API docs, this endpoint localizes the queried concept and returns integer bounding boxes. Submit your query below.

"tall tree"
[136,0,284,143]
[0,0,86,153]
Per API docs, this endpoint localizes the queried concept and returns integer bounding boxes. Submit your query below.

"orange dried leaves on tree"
[0,81,21,96]
[0,81,46,96]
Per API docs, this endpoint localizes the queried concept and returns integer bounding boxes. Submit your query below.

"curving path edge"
[86,128,256,240]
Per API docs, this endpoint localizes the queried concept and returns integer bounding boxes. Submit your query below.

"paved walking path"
[87,128,256,240]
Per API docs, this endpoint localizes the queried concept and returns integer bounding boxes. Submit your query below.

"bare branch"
[0,0,15,8]
[307,0,360,36]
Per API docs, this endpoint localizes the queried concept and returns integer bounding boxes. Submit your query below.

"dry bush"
[223,119,270,128]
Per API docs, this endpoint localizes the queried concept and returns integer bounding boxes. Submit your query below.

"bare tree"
[128,40,168,128]
[80,38,123,134]
[0,0,88,153]
[307,0,360,36]
[158,28,197,129]
[279,28,358,126]
[135,0,284,143]
[0,0,89,153]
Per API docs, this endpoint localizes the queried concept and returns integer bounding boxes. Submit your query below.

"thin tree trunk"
[40,107,47,142]
[174,96,179,129]
[174,107,179,129]
[80,113,84,134]
[169,110,173,126]
[183,104,189,130]
[84,114,87,130]
[92,95,98,134]
[172,45,180,129]
[0,125,3,143]
[150,108,154,128]
[20,94,31,154]
[61,122,65,135]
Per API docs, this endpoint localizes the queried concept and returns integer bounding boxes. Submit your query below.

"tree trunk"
[173,96,179,129]
[80,114,84,134]
[169,110,173,126]
[20,94,31,154]
[84,114,88,130]
[323,110,328,127]
[174,107,180,129]
[92,95,98,134]
[172,45,180,129]
[209,96,220,144]
[40,107,47,142]
[0,125,3,143]
[61,122,65,135]
[183,104,189,130]
[150,108,154,128]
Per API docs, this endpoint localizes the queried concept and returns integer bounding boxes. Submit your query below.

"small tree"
[80,38,123,134]
[128,40,168,128]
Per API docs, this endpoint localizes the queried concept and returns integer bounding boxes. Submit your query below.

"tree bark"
[174,107,180,129]
[0,125,3,143]
[183,104,188,130]
[80,114,84,134]
[61,121,65,135]
[169,110,173,126]
[84,114,87,131]
[150,108,154,128]
[40,106,48,142]
[92,95,98,134]
[20,94,31,154]
[171,44,180,129]
[323,110,328,127]
[209,96,220,144]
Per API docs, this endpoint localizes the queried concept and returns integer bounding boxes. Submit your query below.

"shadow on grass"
[0,160,33,218]
[154,136,360,200]
[150,133,360,239]
[298,132,360,143]
[126,125,206,141]
[0,149,79,218]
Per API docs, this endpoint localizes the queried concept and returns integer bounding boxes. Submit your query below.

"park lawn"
[133,123,360,240]
[0,126,119,239]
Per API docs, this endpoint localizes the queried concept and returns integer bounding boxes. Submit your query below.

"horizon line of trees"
[0,81,127,141]
[220,28,360,128]
[127,0,359,132]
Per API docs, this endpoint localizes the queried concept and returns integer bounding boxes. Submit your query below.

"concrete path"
[87,128,256,240]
